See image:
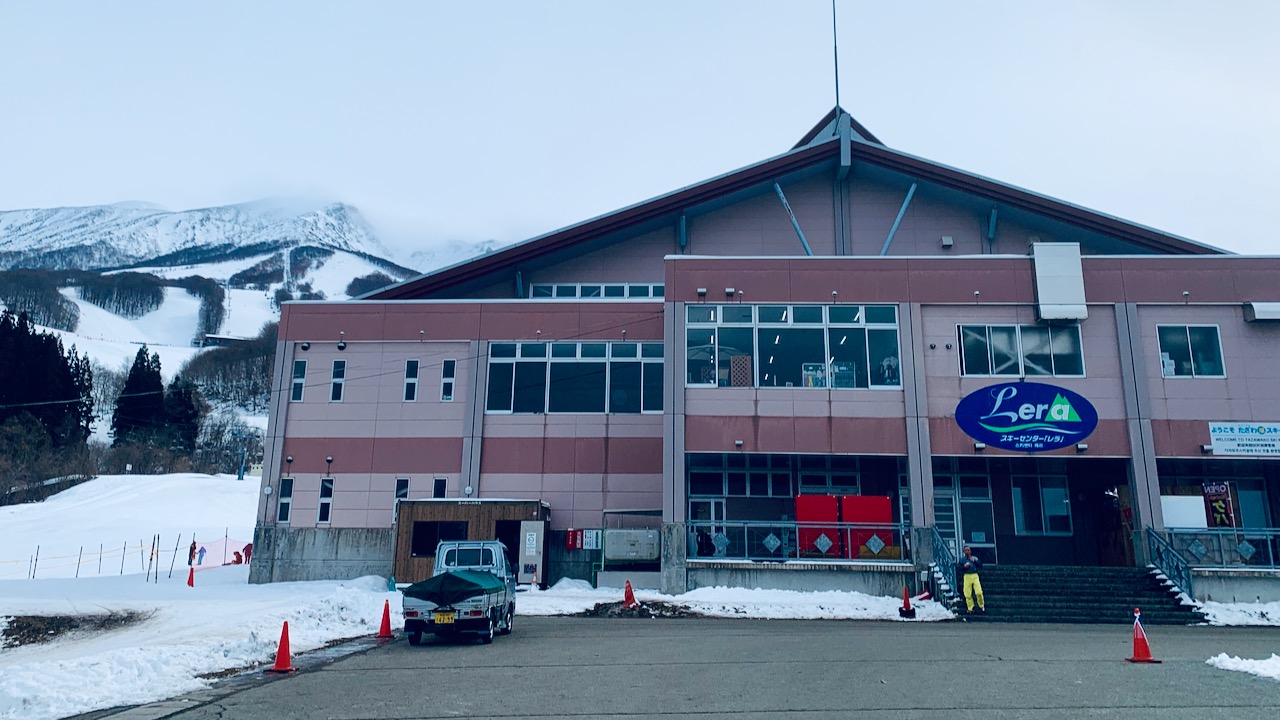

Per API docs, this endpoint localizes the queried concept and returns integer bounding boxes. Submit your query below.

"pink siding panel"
[830,417,908,454]
[605,438,664,474]
[479,438,546,473]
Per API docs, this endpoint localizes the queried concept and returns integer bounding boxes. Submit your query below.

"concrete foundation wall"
[249,526,394,583]
[687,562,914,596]
[1191,569,1280,603]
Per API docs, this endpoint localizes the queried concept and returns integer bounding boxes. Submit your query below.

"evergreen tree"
[0,310,94,449]
[111,346,164,447]
[162,374,206,454]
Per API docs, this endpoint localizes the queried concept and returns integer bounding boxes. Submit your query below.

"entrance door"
[934,474,997,563]
[688,499,725,558]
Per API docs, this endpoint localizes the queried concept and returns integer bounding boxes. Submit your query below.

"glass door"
[934,473,998,564]
[689,499,725,558]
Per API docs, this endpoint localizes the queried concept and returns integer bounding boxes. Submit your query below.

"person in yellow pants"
[959,545,985,613]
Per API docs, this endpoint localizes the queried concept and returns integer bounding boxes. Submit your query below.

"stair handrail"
[1145,527,1195,600]
[929,527,959,607]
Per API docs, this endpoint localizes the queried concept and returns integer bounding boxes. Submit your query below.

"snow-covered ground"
[2,474,1278,719]
[50,288,206,381]
[1198,600,1280,626]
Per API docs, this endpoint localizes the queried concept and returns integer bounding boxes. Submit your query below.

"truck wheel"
[407,631,422,646]
[481,615,495,644]
[499,604,514,635]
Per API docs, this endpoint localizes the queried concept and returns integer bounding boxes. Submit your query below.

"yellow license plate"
[433,611,455,624]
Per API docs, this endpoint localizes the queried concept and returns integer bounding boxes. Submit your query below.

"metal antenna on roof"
[831,0,841,110]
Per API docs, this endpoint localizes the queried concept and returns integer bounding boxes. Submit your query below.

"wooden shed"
[393,499,550,583]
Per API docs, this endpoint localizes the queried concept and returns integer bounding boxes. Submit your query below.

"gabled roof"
[370,108,1224,301]
[791,105,884,148]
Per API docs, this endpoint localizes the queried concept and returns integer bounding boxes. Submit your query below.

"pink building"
[251,110,1280,607]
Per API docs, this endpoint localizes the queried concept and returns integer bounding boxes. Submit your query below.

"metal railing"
[929,527,959,607]
[687,521,911,563]
[1145,528,1195,599]
[1160,527,1280,570]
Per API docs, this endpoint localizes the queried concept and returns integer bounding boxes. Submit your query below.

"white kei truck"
[401,540,516,645]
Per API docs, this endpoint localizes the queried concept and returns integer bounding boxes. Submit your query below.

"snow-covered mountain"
[0,200,401,272]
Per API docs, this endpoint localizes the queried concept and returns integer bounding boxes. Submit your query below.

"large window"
[686,304,901,389]
[1157,325,1224,378]
[530,282,664,299]
[290,360,306,402]
[959,324,1084,377]
[687,454,796,498]
[1011,475,1071,535]
[486,342,663,414]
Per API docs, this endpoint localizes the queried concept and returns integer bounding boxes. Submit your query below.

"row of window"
[290,359,457,403]
[275,476,448,524]
[959,323,1226,379]
[486,342,665,414]
[530,283,664,299]
[287,324,1227,408]
[686,304,902,389]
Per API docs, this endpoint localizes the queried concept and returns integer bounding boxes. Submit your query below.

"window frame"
[317,477,334,523]
[403,359,419,402]
[276,477,294,523]
[485,341,663,415]
[440,358,457,401]
[684,303,901,390]
[290,360,306,402]
[329,360,346,403]
[528,282,664,300]
[957,323,1086,378]
[1156,323,1226,378]
[395,477,410,500]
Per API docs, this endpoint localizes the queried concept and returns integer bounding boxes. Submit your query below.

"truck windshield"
[443,548,494,567]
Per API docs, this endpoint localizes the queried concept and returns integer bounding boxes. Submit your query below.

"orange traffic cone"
[186,567,194,587]
[265,621,296,673]
[623,580,638,609]
[377,599,394,639]
[1126,608,1162,664]
[898,585,916,619]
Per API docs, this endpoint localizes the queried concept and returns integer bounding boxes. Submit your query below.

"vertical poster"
[1202,481,1235,528]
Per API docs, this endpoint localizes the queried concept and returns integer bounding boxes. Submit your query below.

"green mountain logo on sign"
[955,382,1099,453]
[1049,394,1080,422]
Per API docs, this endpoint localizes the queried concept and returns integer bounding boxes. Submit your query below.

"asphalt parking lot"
[87,617,1280,719]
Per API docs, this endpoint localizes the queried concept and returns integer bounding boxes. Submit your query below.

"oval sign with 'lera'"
[955,381,1098,452]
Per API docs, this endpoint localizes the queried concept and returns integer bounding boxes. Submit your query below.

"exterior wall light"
[300,342,310,351]
[734,439,744,447]
[337,331,346,351]
[696,288,707,298]
[973,442,986,451]
[1201,444,1214,454]
[1075,443,1089,453]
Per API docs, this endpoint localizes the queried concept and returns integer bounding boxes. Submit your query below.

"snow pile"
[1207,653,1280,682]
[0,568,398,720]
[1198,600,1280,627]
[516,578,953,622]
[679,585,952,621]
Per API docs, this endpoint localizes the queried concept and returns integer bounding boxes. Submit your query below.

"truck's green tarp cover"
[403,569,505,607]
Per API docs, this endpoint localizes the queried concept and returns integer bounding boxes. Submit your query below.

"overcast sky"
[2,1,1277,257]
